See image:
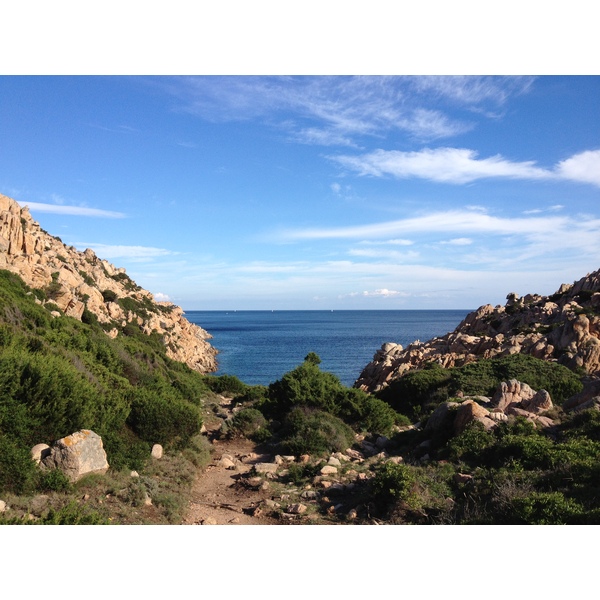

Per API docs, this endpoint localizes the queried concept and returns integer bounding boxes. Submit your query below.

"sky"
[1,3,599,312]
[1,74,599,310]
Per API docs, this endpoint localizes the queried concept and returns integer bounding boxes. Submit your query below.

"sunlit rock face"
[0,193,217,373]
[355,269,600,393]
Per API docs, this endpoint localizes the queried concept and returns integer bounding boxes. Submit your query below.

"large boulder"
[40,430,109,482]
[453,400,496,435]
[490,379,536,412]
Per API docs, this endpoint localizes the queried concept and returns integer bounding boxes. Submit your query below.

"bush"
[278,407,355,457]
[101,289,118,303]
[508,491,584,524]
[372,462,418,508]
[127,389,202,447]
[0,434,39,494]
[39,468,71,492]
[228,408,269,440]
[265,354,403,435]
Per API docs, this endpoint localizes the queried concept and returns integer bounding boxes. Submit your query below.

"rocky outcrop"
[425,380,556,437]
[0,193,217,373]
[356,269,600,393]
[39,430,109,482]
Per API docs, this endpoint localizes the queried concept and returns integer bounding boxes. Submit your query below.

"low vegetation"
[1,267,599,525]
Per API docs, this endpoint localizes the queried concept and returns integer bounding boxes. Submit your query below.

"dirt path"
[182,397,282,525]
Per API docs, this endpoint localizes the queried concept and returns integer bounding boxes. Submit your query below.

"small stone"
[218,457,236,469]
[202,517,217,525]
[287,503,308,514]
[320,465,338,475]
[254,462,278,474]
[0,500,6,513]
[347,508,358,520]
[30,443,51,464]
[299,454,310,463]
[151,444,163,459]
[130,471,139,478]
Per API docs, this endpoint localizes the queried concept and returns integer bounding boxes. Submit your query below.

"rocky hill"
[0,193,217,373]
[355,269,600,393]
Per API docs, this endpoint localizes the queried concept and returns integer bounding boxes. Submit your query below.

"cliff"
[0,193,217,373]
[355,269,600,393]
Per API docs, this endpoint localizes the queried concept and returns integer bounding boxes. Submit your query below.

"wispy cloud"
[440,238,473,246]
[407,76,535,108]
[161,76,531,146]
[346,288,409,298]
[348,248,420,261]
[331,147,600,187]
[76,243,177,261]
[25,202,126,218]
[275,209,600,266]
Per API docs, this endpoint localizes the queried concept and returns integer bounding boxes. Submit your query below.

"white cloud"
[358,238,413,246]
[347,289,409,298]
[555,149,600,186]
[153,292,171,302]
[348,248,420,260]
[280,209,568,240]
[78,243,177,260]
[163,76,527,146]
[408,76,535,107]
[440,238,473,246]
[330,182,341,195]
[397,108,472,139]
[331,147,552,183]
[331,147,600,188]
[25,202,126,218]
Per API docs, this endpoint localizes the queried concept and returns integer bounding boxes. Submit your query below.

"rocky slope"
[0,193,217,373]
[355,269,600,393]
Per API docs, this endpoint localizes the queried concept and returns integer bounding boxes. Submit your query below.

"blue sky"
[1,75,599,310]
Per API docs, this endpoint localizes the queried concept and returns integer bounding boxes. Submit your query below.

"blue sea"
[185,310,470,388]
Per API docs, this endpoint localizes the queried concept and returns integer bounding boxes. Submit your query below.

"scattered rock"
[254,462,278,474]
[30,443,51,464]
[320,465,338,475]
[40,430,109,482]
[151,444,163,459]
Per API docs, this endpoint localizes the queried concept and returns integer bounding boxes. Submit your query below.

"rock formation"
[425,379,555,437]
[356,269,600,393]
[39,430,109,482]
[0,193,217,373]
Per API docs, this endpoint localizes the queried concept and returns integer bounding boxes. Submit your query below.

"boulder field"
[355,269,600,393]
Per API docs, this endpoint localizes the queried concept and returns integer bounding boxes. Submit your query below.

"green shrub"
[202,374,248,396]
[265,354,403,435]
[39,468,71,492]
[0,434,38,494]
[228,408,268,440]
[127,389,202,447]
[278,407,355,457]
[102,289,118,303]
[36,500,109,525]
[372,462,419,509]
[508,491,584,524]
[446,421,495,462]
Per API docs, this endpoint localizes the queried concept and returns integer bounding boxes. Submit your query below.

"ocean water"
[185,310,470,388]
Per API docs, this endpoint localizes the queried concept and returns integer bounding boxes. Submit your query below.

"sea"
[185,310,471,388]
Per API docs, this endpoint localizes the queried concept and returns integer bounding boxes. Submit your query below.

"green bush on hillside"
[376,354,583,420]
[278,406,355,456]
[263,353,401,436]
